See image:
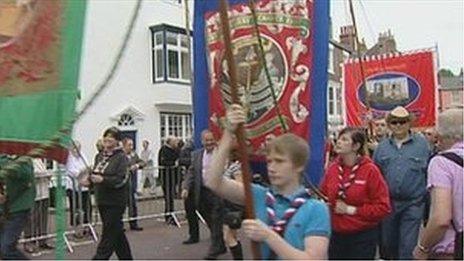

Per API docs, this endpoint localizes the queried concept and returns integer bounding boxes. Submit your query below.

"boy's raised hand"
[225,104,247,132]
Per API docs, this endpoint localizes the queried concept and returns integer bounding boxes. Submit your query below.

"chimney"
[339,25,356,52]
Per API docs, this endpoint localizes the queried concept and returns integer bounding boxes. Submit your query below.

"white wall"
[73,0,193,163]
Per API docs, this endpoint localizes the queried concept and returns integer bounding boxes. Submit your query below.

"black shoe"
[204,247,227,260]
[182,238,199,245]
[39,243,55,250]
[166,219,177,226]
[130,226,144,231]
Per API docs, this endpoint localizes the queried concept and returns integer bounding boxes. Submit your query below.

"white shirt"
[33,159,51,200]
[65,152,89,191]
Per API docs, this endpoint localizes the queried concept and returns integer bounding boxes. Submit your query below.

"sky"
[331,0,464,74]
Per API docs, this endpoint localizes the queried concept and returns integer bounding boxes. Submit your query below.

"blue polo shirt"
[252,184,331,258]
[373,133,431,200]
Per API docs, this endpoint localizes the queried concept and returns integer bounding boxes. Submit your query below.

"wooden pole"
[348,0,374,139]
[218,0,260,259]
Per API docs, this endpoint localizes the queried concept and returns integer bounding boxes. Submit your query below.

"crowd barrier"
[124,166,205,227]
[18,166,204,254]
[19,171,98,253]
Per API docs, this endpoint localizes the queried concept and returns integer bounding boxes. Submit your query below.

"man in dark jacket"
[158,136,179,224]
[122,138,146,231]
[0,155,36,259]
[181,130,226,259]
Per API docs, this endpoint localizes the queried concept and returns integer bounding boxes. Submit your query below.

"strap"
[439,152,463,167]
[437,152,463,233]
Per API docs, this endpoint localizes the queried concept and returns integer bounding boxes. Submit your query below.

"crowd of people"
[0,104,462,260]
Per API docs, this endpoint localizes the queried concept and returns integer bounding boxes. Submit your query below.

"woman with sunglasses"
[320,127,391,259]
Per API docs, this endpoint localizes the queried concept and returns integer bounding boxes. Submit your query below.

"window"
[160,112,193,143]
[153,32,164,81]
[328,45,334,74]
[328,86,334,115]
[335,86,342,115]
[118,114,135,127]
[45,159,55,170]
[150,24,191,83]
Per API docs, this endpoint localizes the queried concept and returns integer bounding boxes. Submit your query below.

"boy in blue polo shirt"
[206,104,330,259]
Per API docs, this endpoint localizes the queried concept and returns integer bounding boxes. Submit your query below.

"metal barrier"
[62,174,98,252]
[19,171,98,254]
[124,165,205,228]
[18,166,205,255]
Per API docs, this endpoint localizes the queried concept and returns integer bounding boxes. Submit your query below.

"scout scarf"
[265,188,312,235]
[337,159,361,200]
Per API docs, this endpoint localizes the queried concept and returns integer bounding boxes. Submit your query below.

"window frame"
[159,112,193,144]
[328,85,335,115]
[328,45,335,74]
[149,24,192,85]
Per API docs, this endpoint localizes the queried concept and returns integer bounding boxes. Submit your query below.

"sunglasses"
[389,120,408,125]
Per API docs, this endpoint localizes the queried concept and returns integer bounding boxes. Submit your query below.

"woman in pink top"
[414,108,463,260]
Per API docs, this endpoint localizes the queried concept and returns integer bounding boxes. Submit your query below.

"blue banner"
[193,0,329,184]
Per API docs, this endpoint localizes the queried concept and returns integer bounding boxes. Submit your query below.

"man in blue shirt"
[373,106,431,259]
[205,104,330,260]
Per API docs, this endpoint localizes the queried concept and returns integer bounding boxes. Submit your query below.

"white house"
[73,0,194,162]
[72,0,348,165]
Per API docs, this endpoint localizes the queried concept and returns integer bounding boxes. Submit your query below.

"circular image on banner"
[0,0,38,48]
[358,72,421,111]
[220,34,287,123]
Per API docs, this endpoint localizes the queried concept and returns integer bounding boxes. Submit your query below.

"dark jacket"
[93,149,129,207]
[0,155,36,214]
[126,152,146,175]
[178,143,193,168]
[182,149,204,205]
[158,145,179,167]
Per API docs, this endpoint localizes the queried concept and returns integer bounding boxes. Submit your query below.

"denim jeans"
[381,199,424,260]
[0,210,30,260]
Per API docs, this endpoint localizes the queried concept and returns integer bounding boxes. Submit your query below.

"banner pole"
[348,0,374,138]
[218,0,261,259]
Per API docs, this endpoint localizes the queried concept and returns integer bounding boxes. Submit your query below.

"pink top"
[202,149,213,183]
[427,141,463,254]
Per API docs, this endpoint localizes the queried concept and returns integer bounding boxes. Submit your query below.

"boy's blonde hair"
[266,133,309,169]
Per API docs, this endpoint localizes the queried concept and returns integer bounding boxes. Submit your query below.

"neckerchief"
[265,188,312,235]
[93,149,117,174]
[337,159,361,200]
[265,188,312,260]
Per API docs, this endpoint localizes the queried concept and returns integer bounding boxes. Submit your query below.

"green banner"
[0,0,87,162]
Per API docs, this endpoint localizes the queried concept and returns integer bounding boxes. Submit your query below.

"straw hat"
[386,106,413,122]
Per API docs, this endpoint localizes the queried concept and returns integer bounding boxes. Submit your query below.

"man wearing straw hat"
[373,106,431,259]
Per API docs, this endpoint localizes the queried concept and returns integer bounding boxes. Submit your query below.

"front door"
[120,130,137,151]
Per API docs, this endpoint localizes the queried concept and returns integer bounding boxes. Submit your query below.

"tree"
[438,68,455,77]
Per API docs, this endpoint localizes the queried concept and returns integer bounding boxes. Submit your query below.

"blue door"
[120,130,137,151]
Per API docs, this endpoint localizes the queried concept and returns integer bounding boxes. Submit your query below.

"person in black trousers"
[122,138,146,231]
[181,130,226,260]
[158,136,179,225]
[81,127,133,260]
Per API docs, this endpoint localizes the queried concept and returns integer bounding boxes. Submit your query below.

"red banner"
[204,0,314,155]
[344,50,437,127]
